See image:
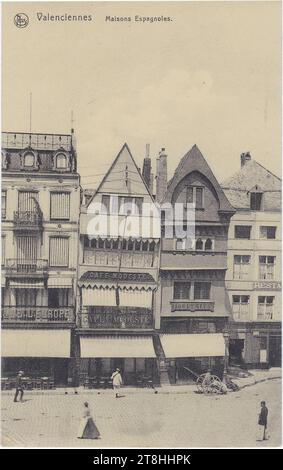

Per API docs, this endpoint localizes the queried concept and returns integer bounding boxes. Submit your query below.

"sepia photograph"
[0,0,282,450]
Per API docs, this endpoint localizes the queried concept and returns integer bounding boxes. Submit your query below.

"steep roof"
[87,143,154,206]
[221,160,281,210]
[165,144,235,213]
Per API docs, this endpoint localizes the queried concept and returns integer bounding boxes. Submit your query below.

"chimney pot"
[241,152,251,167]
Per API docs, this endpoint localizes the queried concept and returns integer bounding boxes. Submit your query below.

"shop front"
[1,328,73,386]
[159,333,226,384]
[78,334,158,386]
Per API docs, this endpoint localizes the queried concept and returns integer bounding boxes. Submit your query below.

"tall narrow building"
[77,144,160,386]
[1,131,80,386]
[156,145,235,384]
[222,153,281,368]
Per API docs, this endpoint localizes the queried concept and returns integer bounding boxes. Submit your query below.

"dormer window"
[56,153,68,169]
[250,192,263,211]
[24,152,35,167]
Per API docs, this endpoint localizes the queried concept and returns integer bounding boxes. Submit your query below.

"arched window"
[205,238,213,251]
[56,153,68,169]
[24,152,35,167]
[195,238,203,250]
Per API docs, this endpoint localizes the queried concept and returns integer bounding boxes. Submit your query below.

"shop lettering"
[254,281,281,290]
[1,307,73,322]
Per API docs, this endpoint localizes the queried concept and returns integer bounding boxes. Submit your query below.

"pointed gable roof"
[165,144,235,213]
[87,143,154,206]
[221,159,281,210]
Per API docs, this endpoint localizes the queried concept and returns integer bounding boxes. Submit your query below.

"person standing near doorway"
[258,401,269,441]
[14,371,24,403]
[111,368,123,398]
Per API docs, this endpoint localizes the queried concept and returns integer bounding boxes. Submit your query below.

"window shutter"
[50,193,70,219]
[49,237,69,267]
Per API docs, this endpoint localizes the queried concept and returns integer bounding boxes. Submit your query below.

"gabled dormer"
[164,145,235,223]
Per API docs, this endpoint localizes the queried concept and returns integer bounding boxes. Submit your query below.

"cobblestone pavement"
[1,379,281,448]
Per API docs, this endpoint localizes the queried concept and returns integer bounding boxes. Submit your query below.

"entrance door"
[269,337,281,367]
[229,339,244,366]
[53,359,69,386]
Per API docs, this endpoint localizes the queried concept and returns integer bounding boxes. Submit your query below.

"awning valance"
[160,333,225,358]
[48,277,73,288]
[80,335,156,358]
[2,329,71,357]
[80,282,155,291]
[9,279,45,289]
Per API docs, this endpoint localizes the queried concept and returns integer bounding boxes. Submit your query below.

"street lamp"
[223,329,230,385]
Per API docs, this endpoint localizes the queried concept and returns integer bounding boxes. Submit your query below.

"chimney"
[142,143,152,190]
[156,148,168,203]
[241,152,251,167]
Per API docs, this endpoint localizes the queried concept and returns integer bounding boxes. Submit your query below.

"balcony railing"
[1,306,75,323]
[171,300,215,312]
[13,210,43,228]
[83,249,157,268]
[2,132,72,151]
[79,306,153,329]
[5,259,48,274]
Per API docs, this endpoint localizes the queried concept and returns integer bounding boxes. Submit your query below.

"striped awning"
[2,329,71,357]
[48,277,73,288]
[80,335,156,358]
[9,279,45,289]
[160,334,225,358]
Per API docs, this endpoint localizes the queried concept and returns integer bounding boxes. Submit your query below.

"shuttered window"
[1,236,5,265]
[18,191,39,212]
[17,236,38,261]
[50,193,70,220]
[49,237,69,267]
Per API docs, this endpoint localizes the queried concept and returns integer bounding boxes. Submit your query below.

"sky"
[2,1,282,188]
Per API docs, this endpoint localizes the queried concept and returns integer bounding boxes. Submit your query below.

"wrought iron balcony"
[5,259,48,275]
[79,306,154,330]
[13,210,43,229]
[1,306,75,323]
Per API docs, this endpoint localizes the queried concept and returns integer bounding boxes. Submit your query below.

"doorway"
[269,337,281,367]
[53,359,69,386]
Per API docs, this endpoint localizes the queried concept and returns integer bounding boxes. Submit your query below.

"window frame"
[49,236,70,268]
[50,191,70,221]
[234,225,252,239]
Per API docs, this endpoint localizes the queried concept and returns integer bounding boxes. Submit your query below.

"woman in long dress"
[111,368,123,398]
[77,402,100,439]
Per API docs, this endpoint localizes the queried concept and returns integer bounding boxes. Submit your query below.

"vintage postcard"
[1,0,282,449]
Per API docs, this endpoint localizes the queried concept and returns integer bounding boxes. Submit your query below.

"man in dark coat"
[14,371,24,403]
[258,401,268,440]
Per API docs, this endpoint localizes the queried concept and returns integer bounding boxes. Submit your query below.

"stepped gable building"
[222,152,281,368]
[1,131,80,386]
[155,144,235,384]
[77,143,161,386]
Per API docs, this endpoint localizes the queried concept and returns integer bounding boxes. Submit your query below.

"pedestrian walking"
[13,370,24,403]
[258,400,269,441]
[111,368,123,398]
[77,402,100,439]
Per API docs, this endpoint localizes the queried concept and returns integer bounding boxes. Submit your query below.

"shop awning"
[80,335,156,358]
[48,277,73,288]
[2,329,71,357]
[9,279,45,289]
[160,333,225,358]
